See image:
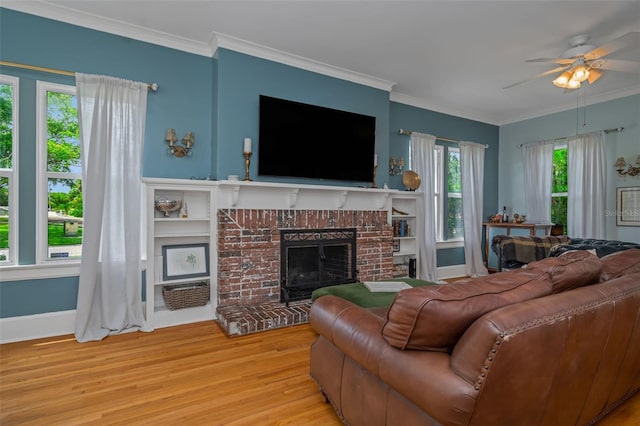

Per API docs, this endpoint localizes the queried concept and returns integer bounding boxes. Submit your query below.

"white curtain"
[567,131,606,239]
[410,133,438,282]
[522,140,555,223]
[460,141,488,277]
[75,73,149,342]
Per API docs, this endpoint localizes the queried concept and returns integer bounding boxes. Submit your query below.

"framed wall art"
[162,243,210,281]
[616,186,640,226]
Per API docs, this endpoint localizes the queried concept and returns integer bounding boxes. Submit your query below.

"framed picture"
[162,243,210,281]
[392,239,400,252]
[616,187,640,226]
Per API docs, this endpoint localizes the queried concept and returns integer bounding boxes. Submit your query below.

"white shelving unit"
[144,178,216,329]
[390,192,421,278]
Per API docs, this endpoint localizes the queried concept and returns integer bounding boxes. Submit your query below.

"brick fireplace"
[215,208,393,335]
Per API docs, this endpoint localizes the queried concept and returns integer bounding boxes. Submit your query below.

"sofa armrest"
[310,295,479,424]
[310,295,388,375]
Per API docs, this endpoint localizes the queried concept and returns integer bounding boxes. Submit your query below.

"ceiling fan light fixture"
[553,71,572,88]
[567,78,581,89]
[571,65,590,82]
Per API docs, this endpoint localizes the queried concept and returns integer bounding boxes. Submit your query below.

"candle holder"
[371,165,378,188]
[243,152,253,181]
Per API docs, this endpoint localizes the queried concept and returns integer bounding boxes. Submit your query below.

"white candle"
[244,138,252,153]
[374,154,378,167]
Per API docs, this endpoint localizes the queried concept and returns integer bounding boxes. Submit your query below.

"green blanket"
[311,278,437,308]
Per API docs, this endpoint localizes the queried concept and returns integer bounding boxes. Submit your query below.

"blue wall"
[0,8,214,181]
[500,94,640,243]
[0,8,504,319]
[214,48,391,186]
[389,102,500,266]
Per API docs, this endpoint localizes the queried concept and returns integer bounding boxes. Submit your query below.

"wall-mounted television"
[258,95,376,183]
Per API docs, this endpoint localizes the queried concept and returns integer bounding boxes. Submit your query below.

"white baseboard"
[2,264,467,344]
[0,310,76,344]
[437,264,466,280]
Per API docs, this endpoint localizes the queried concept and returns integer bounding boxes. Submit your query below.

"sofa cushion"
[600,248,640,282]
[525,250,602,293]
[381,269,553,352]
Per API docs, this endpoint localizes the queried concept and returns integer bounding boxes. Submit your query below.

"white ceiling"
[4,0,640,125]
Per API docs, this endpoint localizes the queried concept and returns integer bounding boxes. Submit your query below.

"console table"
[483,222,553,270]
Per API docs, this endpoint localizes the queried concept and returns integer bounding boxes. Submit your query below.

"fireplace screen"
[280,228,356,303]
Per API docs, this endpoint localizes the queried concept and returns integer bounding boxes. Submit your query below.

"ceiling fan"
[504,31,640,90]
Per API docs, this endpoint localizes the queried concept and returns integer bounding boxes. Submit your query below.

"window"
[552,145,568,234]
[434,145,444,240]
[36,81,82,262]
[0,75,19,264]
[447,147,463,240]
[432,145,463,243]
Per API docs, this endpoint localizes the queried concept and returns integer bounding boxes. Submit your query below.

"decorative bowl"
[154,199,181,217]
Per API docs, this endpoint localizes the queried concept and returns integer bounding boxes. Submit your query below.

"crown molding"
[391,85,640,127]
[1,1,214,57]
[390,91,499,125]
[2,2,394,92]
[214,33,395,92]
[497,86,640,126]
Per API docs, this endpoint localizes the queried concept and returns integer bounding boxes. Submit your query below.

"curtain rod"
[398,129,489,148]
[519,127,624,147]
[0,61,159,92]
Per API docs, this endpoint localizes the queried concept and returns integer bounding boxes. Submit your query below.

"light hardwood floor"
[1,321,638,425]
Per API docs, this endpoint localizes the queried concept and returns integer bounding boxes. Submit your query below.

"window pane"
[552,147,568,231]
[48,178,83,259]
[0,83,13,169]
[447,196,464,238]
[46,91,80,173]
[551,195,567,234]
[448,150,461,192]
[552,148,568,193]
[447,149,463,239]
[0,176,8,261]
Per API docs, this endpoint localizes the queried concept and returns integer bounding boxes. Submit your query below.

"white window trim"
[0,74,19,266]
[36,81,80,265]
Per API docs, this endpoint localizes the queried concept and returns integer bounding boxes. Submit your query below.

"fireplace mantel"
[143,176,415,213]
[216,180,394,210]
[143,178,399,211]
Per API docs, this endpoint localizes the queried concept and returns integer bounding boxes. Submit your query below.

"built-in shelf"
[390,193,421,279]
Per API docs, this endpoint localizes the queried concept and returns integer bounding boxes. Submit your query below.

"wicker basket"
[162,281,210,310]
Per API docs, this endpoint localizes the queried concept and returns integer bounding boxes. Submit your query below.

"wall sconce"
[389,157,405,176]
[615,155,640,177]
[165,128,195,158]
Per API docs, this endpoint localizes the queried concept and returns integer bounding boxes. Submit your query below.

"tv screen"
[258,95,376,183]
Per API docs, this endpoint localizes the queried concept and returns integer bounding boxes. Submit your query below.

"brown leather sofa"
[310,249,640,426]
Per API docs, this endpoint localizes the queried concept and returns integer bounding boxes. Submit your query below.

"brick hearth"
[216,300,311,336]
[215,208,392,335]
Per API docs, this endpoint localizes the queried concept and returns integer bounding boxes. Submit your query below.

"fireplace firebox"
[280,228,357,303]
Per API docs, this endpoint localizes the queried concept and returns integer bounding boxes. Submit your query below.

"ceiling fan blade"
[584,31,640,60]
[503,65,570,89]
[587,69,603,84]
[594,59,640,73]
[525,58,574,65]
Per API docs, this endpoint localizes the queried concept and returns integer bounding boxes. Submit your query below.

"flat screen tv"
[258,95,376,183]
